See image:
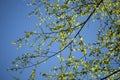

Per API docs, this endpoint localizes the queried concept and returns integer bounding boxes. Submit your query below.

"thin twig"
[16,0,103,70]
[100,69,120,80]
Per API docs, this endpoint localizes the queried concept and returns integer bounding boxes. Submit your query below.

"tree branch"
[16,0,103,70]
[100,69,120,80]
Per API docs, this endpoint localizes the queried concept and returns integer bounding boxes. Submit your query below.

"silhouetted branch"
[15,0,103,70]
[100,69,120,80]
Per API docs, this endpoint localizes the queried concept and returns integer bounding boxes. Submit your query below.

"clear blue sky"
[0,0,99,80]
[0,0,36,79]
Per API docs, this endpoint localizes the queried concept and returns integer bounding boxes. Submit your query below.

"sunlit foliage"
[9,0,120,80]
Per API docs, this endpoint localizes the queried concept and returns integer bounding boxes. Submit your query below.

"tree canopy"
[9,0,120,80]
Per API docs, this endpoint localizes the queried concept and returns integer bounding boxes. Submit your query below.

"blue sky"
[0,0,60,80]
[0,0,35,79]
[0,0,99,80]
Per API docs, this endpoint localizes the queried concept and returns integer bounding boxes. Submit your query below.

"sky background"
[0,0,36,79]
[0,0,99,80]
